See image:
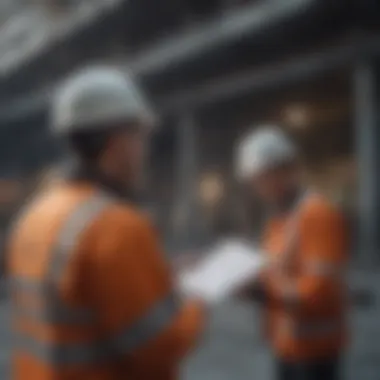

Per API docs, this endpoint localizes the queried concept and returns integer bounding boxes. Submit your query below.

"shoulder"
[89,199,159,255]
[88,201,164,270]
[8,191,52,242]
[298,193,349,254]
[99,200,154,234]
[300,192,346,226]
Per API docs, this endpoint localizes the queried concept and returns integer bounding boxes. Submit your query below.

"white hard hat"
[51,66,156,135]
[235,125,297,181]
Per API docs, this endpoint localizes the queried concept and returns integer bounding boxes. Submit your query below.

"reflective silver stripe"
[16,293,180,366]
[303,260,344,278]
[14,192,183,365]
[112,292,180,353]
[279,318,341,338]
[13,304,93,326]
[47,192,112,286]
[11,277,93,325]
[294,321,342,338]
[10,277,49,295]
[280,282,298,303]
[282,190,312,262]
[12,192,112,325]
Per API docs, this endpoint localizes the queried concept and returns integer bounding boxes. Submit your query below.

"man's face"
[108,124,150,187]
[249,164,298,205]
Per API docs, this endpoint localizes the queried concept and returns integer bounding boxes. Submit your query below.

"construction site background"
[0,1,378,379]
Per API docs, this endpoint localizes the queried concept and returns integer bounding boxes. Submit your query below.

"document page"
[178,239,265,304]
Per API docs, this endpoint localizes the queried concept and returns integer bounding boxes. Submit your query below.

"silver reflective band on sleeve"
[294,321,342,338]
[14,191,184,365]
[303,260,344,278]
[13,303,94,326]
[280,282,299,304]
[11,192,112,326]
[10,277,94,325]
[112,292,180,353]
[279,318,342,338]
[16,292,180,366]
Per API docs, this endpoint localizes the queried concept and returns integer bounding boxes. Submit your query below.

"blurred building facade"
[0,0,379,259]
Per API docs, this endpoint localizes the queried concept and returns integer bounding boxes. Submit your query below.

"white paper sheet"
[178,239,266,304]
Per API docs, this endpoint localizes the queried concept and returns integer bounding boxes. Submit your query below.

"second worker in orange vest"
[236,126,349,380]
[8,67,206,380]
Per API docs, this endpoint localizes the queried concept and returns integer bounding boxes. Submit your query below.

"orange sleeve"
[89,208,205,375]
[293,202,349,312]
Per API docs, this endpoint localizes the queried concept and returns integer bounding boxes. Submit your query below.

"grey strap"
[279,318,342,338]
[303,259,345,278]
[11,277,92,325]
[47,192,112,287]
[14,192,182,366]
[282,190,311,267]
[12,192,112,325]
[16,292,180,366]
[112,292,180,354]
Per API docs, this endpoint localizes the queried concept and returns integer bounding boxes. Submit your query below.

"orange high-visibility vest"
[8,182,205,380]
[262,193,349,361]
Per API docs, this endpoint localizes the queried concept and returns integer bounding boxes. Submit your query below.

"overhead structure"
[128,0,315,76]
[0,0,316,122]
[0,0,379,264]
[0,0,126,77]
[158,33,380,112]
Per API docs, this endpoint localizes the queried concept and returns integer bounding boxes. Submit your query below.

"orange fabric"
[8,182,205,380]
[262,194,348,361]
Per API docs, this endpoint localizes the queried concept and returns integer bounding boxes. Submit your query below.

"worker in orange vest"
[8,67,206,380]
[236,126,349,380]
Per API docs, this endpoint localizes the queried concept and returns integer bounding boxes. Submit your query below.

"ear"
[108,130,128,151]
[105,133,119,150]
[99,132,120,163]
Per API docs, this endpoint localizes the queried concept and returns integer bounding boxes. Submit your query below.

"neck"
[68,159,135,201]
[98,159,124,186]
[274,185,302,214]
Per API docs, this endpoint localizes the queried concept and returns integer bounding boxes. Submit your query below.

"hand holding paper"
[178,239,266,304]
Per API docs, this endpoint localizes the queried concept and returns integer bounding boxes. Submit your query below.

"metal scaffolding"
[159,33,380,112]
[172,114,204,249]
[354,60,380,264]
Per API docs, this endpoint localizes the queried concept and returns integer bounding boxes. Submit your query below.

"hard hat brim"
[52,109,158,136]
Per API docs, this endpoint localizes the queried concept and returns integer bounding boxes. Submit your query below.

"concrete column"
[173,113,201,249]
[354,60,380,263]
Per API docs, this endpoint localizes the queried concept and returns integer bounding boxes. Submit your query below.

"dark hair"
[66,127,113,163]
[65,120,142,163]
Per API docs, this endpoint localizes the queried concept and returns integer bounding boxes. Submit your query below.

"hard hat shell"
[51,66,156,135]
[235,125,297,181]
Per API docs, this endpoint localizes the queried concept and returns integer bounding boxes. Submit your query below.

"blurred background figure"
[0,0,379,379]
[236,126,349,380]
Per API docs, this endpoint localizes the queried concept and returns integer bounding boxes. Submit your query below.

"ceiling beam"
[0,32,379,124]
[128,0,315,76]
[157,33,380,113]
